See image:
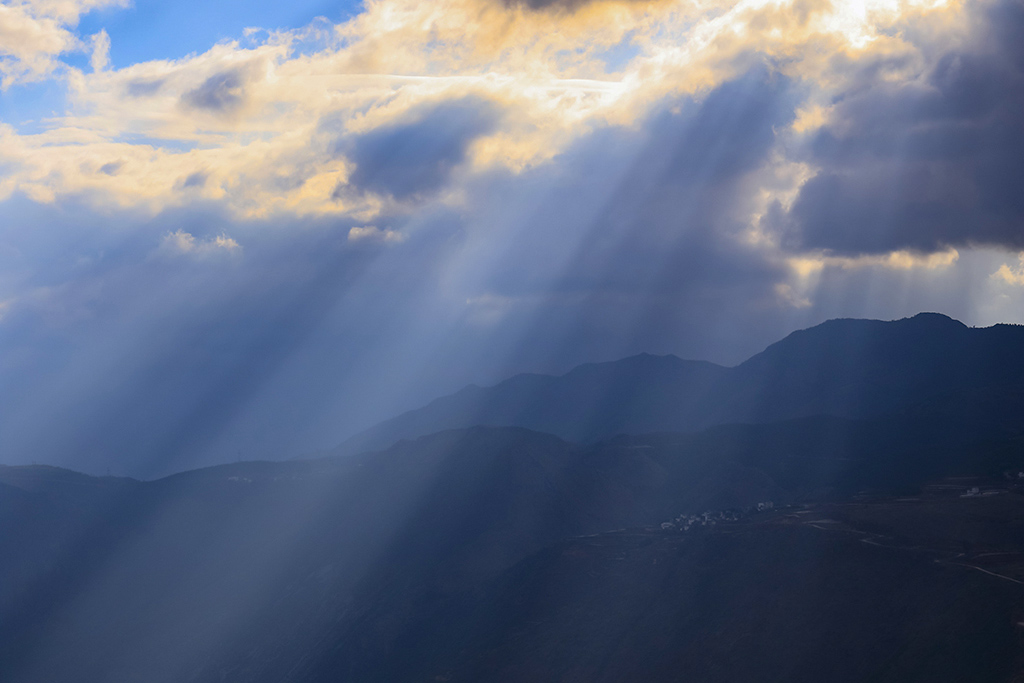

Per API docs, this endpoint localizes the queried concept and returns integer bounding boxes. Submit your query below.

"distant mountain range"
[4,312,1024,682]
[342,313,1024,453]
[4,415,1024,682]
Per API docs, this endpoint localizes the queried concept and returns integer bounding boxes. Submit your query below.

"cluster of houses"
[960,486,1007,498]
[659,501,774,532]
[922,474,1018,497]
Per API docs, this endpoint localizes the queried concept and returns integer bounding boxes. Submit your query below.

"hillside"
[6,313,1024,682]
[341,313,1024,453]
[3,413,1024,682]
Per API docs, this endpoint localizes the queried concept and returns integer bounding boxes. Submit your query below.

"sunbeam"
[4,0,1024,679]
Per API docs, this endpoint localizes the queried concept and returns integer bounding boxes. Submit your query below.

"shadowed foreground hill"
[3,415,1024,683]
[341,313,1024,453]
[450,516,1024,683]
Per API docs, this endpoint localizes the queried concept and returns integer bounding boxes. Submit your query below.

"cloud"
[0,68,799,475]
[343,97,500,200]
[0,0,967,218]
[479,68,796,299]
[367,69,806,379]
[126,77,166,97]
[347,225,405,243]
[5,0,1024,479]
[89,28,109,72]
[771,0,1024,255]
[0,199,372,475]
[2,63,1023,478]
[499,0,653,13]
[159,229,241,257]
[0,0,126,87]
[993,254,1024,286]
[181,171,207,188]
[98,160,123,175]
[181,68,250,113]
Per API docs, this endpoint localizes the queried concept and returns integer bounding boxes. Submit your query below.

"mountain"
[7,312,1024,682]
[342,353,728,454]
[3,415,1024,683]
[341,313,1024,453]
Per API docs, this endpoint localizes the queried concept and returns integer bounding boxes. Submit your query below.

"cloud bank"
[1,0,1023,475]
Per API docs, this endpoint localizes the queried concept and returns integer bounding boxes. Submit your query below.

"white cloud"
[347,225,405,243]
[89,28,109,72]
[0,0,127,87]
[159,229,241,257]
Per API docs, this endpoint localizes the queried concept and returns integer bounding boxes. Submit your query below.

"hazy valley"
[4,314,1024,682]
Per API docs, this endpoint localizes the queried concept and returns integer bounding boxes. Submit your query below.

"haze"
[2,0,1023,477]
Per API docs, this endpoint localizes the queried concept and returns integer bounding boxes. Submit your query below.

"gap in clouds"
[75,0,363,68]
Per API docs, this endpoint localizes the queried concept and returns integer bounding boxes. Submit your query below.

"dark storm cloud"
[182,69,248,112]
[344,97,500,200]
[775,0,1024,255]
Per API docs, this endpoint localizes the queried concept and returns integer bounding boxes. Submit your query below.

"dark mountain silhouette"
[341,313,1024,453]
[5,312,1024,682]
[3,411,1024,683]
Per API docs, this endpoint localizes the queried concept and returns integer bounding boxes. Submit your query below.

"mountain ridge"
[340,312,1024,454]
[5,412,1024,683]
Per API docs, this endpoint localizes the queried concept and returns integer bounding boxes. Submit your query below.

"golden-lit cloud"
[0,0,968,234]
[775,248,961,308]
[993,254,1024,286]
[788,248,960,279]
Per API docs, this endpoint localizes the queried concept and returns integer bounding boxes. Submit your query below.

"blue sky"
[76,0,361,67]
[2,0,1024,476]
[1,0,362,130]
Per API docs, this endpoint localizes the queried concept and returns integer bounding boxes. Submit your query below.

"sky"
[1,0,1023,476]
